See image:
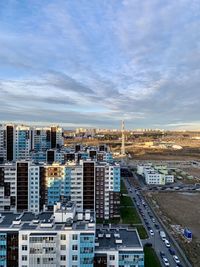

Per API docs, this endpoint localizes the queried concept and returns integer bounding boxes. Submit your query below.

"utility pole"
[121,120,125,156]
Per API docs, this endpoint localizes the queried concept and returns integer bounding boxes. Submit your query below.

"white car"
[163,257,170,266]
[149,230,154,236]
[173,255,180,263]
[165,239,170,248]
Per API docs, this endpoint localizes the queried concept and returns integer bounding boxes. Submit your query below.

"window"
[60,234,66,240]
[22,235,27,240]
[60,255,66,261]
[72,234,78,240]
[72,255,78,261]
[72,244,78,251]
[22,245,27,251]
[60,245,66,250]
[22,255,27,261]
[109,255,115,260]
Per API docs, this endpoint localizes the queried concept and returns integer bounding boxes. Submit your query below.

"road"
[123,177,188,267]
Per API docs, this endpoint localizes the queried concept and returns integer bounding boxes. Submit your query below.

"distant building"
[137,164,174,185]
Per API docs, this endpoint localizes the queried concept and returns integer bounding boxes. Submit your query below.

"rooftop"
[95,228,143,251]
[0,209,95,232]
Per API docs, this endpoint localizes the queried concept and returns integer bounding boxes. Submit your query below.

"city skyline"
[0,0,200,130]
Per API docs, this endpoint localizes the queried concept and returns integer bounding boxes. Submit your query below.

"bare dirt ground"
[181,167,200,179]
[146,192,200,266]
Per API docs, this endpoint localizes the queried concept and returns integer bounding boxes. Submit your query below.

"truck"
[160,231,166,241]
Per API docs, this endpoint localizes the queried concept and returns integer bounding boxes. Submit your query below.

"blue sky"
[0,0,200,129]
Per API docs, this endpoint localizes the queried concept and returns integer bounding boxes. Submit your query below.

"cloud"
[0,0,200,129]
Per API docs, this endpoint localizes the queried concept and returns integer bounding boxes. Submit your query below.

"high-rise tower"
[121,120,125,156]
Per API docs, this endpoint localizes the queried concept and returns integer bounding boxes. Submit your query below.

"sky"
[0,0,200,130]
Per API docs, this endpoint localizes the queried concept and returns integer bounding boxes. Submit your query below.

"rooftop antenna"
[121,120,125,156]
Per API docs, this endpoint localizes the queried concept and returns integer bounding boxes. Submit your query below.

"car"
[149,230,154,236]
[154,224,160,230]
[144,242,152,247]
[163,257,170,266]
[168,248,175,255]
[160,251,165,258]
[152,218,155,223]
[147,226,151,230]
[176,264,183,267]
[173,255,180,263]
[165,239,170,248]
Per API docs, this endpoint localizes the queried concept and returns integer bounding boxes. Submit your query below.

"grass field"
[121,179,128,194]
[136,225,148,239]
[120,195,133,206]
[144,247,162,267]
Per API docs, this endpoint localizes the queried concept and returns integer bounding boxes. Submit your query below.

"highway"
[123,177,188,267]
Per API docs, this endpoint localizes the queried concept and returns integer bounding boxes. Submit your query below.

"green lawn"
[120,181,141,224]
[135,225,148,239]
[120,195,133,206]
[144,247,162,267]
[120,206,141,224]
[120,180,128,194]
[96,218,120,224]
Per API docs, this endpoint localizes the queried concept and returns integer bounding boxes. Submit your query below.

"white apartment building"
[137,164,174,185]
[0,202,95,267]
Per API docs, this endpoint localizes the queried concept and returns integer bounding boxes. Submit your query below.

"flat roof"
[95,228,142,251]
[0,211,95,232]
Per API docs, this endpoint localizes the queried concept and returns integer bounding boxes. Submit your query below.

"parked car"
[173,255,180,264]
[165,239,170,248]
[168,248,175,255]
[149,230,154,236]
[154,224,160,230]
[144,242,152,247]
[160,251,165,258]
[163,257,170,266]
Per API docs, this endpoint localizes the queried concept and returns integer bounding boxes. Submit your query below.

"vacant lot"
[181,167,200,179]
[147,192,200,266]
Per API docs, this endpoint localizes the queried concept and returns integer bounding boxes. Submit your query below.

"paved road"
[123,177,187,267]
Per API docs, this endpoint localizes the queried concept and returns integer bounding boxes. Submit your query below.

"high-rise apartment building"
[33,128,51,152]
[0,125,6,162]
[0,162,16,211]
[0,159,120,219]
[15,125,31,160]
[50,126,63,149]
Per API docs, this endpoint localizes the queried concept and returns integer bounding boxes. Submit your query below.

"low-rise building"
[94,228,144,267]
[137,164,174,185]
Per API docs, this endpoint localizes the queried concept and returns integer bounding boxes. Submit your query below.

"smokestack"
[121,120,125,156]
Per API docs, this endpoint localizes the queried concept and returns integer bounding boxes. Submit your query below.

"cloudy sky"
[0,0,200,129]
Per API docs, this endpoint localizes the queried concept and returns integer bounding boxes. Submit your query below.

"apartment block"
[0,202,95,267]
[0,202,144,267]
